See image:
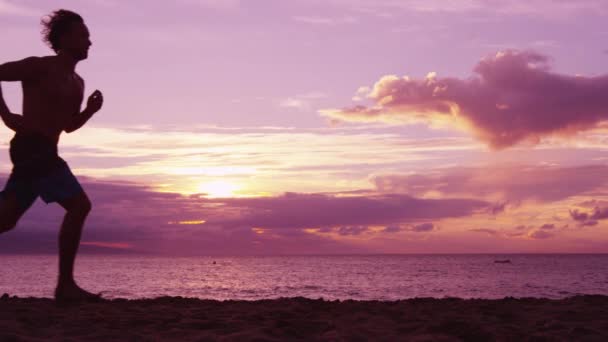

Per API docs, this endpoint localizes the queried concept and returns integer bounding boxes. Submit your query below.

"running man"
[0,10,103,301]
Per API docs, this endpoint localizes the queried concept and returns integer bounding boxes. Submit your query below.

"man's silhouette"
[0,10,103,301]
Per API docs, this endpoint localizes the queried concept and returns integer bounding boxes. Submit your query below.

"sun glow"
[197,180,240,198]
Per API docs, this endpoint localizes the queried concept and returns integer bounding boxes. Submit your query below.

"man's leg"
[54,190,94,299]
[0,191,33,234]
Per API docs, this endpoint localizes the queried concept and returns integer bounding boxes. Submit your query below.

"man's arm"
[0,83,24,132]
[0,57,44,132]
[65,90,103,133]
[0,83,8,114]
[0,57,44,82]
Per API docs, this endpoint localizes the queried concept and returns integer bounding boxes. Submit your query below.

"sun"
[197,180,240,198]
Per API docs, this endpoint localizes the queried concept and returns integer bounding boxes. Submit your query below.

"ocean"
[1,254,606,300]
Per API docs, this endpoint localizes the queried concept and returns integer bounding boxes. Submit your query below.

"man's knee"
[65,196,92,217]
[73,199,92,216]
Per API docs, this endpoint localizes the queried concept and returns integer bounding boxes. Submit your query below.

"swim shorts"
[0,132,83,210]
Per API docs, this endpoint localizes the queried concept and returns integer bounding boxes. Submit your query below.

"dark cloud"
[206,192,489,229]
[0,176,488,255]
[382,222,435,233]
[591,207,608,220]
[382,225,402,233]
[373,165,608,202]
[540,224,555,230]
[411,223,434,232]
[569,205,608,227]
[471,226,559,239]
[489,202,507,214]
[570,209,589,222]
[337,226,369,236]
[322,50,608,149]
[581,220,599,227]
[528,230,554,239]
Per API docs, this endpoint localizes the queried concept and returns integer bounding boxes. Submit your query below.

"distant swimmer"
[0,10,104,302]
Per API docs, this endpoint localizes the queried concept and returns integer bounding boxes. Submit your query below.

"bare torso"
[21,56,84,144]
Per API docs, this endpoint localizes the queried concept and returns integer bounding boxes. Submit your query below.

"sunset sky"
[1,0,607,255]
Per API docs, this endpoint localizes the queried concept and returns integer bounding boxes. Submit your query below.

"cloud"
[411,222,434,232]
[540,223,555,230]
[382,225,402,233]
[279,92,328,111]
[0,175,489,255]
[590,207,608,220]
[49,125,469,196]
[528,229,554,239]
[372,164,608,202]
[280,98,307,109]
[337,226,368,236]
[570,205,608,226]
[321,50,608,149]
[205,192,489,229]
[470,226,560,240]
[581,220,599,227]
[570,209,589,222]
[471,225,559,240]
[382,222,434,233]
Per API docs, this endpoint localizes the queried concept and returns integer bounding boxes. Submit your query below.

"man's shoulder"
[20,55,53,65]
[36,56,60,69]
[17,56,54,74]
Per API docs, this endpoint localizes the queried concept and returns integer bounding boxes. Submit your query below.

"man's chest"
[36,72,84,107]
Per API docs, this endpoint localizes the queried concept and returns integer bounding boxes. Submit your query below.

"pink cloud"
[321,50,608,149]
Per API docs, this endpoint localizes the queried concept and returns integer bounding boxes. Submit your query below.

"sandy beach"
[0,294,606,341]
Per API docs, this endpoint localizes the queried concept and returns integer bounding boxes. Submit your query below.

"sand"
[0,294,607,341]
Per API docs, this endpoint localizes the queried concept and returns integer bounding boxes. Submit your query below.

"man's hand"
[65,90,104,133]
[1,112,23,132]
[85,90,103,115]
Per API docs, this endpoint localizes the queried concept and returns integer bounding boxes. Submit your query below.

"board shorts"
[0,132,83,210]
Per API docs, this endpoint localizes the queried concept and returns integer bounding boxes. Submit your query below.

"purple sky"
[1,0,608,254]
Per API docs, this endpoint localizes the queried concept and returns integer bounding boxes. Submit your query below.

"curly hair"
[41,10,84,53]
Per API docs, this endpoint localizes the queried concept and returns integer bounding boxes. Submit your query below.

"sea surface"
[0,254,607,300]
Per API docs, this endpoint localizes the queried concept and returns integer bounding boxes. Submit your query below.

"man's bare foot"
[54,282,103,303]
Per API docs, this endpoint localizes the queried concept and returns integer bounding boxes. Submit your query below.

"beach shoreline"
[1,294,607,341]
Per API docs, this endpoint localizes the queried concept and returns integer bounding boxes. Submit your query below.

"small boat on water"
[494,259,511,264]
